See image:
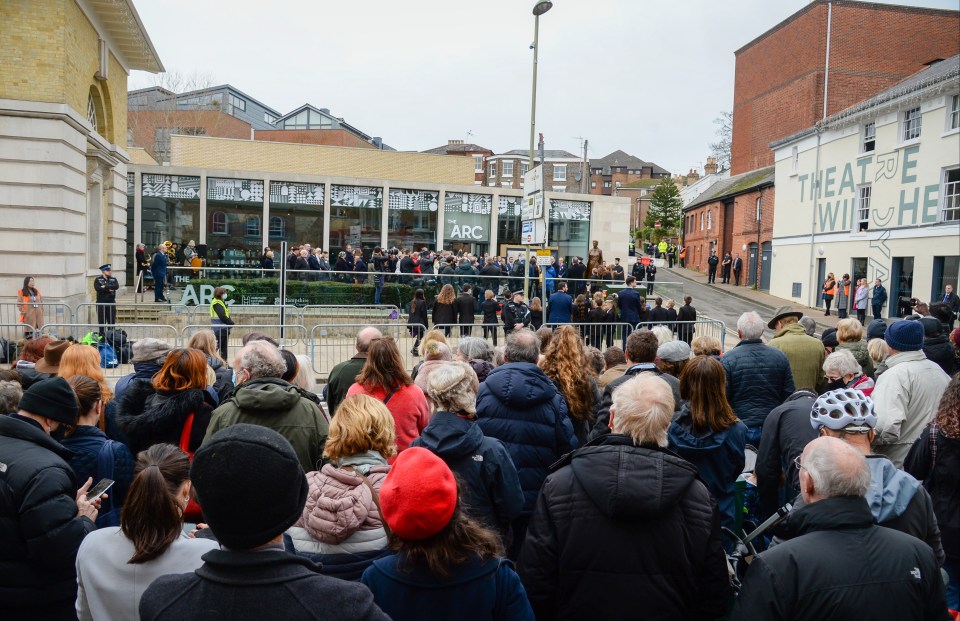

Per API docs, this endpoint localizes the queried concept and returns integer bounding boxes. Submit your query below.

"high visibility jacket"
[210,298,230,319]
[823,280,836,296]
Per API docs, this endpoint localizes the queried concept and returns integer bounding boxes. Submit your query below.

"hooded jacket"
[906,422,960,563]
[476,363,577,514]
[411,412,524,537]
[61,425,135,527]
[923,333,957,377]
[361,554,533,621]
[730,496,946,621]
[519,435,729,621]
[872,350,950,468]
[721,339,795,428]
[113,361,162,400]
[0,415,97,615]
[667,404,747,532]
[118,381,217,455]
[204,377,329,473]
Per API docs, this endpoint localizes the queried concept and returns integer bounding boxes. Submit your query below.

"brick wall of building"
[731,1,960,174]
[0,1,67,105]
[128,110,252,161]
[254,129,377,149]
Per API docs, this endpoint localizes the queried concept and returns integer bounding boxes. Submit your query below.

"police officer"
[502,290,531,333]
[645,261,657,295]
[94,264,119,335]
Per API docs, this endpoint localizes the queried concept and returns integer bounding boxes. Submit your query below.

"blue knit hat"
[884,320,923,352]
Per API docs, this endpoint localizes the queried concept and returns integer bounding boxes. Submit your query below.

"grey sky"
[129,0,958,175]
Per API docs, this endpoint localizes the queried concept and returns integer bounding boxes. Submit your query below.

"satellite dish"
[574,171,582,182]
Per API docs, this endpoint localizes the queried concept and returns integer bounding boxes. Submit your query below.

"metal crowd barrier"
[0,323,42,365]
[185,304,300,325]
[300,305,401,325]
[35,323,180,378]
[0,302,74,326]
[426,323,510,354]
[181,323,309,363]
[309,322,427,379]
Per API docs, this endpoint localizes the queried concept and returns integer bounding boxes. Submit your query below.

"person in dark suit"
[677,296,697,344]
[456,285,477,337]
[939,283,959,330]
[618,276,643,348]
[645,262,657,295]
[732,254,743,286]
[567,257,587,297]
[707,251,719,284]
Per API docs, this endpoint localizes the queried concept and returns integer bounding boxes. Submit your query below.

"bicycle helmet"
[810,388,876,431]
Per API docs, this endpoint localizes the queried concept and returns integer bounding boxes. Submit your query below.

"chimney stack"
[704,156,718,175]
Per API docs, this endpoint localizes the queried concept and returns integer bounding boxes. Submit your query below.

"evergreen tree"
[644,178,683,236]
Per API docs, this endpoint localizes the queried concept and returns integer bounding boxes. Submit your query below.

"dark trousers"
[722,267,731,283]
[708,267,717,283]
[872,305,883,321]
[824,296,833,315]
[734,269,741,286]
[483,324,498,346]
[668,255,674,268]
[856,309,866,325]
[153,275,166,301]
[97,303,116,334]
[459,323,474,337]
[647,280,654,294]
[837,308,848,319]
[214,327,230,361]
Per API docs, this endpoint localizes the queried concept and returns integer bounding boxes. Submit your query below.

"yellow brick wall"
[0,0,67,103]
[171,136,476,185]
[0,0,128,145]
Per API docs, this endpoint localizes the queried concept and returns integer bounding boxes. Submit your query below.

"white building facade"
[770,56,960,316]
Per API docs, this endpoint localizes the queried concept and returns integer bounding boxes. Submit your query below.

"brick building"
[484,149,584,193]
[588,150,670,195]
[421,140,494,185]
[732,0,960,174]
[682,167,774,287]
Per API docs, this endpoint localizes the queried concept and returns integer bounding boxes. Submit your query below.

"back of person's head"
[737,311,766,340]
[279,349,299,382]
[237,340,286,381]
[153,348,209,391]
[0,369,21,384]
[651,325,673,346]
[492,346,505,367]
[836,318,864,343]
[379,447,501,577]
[192,424,308,549]
[187,330,222,363]
[584,346,604,376]
[424,340,452,362]
[684,295,692,305]
[0,380,24,413]
[420,329,447,353]
[928,303,952,328]
[691,335,722,357]
[625,329,659,364]
[356,326,383,353]
[536,327,553,352]
[122,444,192,563]
[456,337,493,363]
[241,331,280,347]
[679,355,739,433]
[18,336,53,363]
[324,394,397,462]
[427,361,479,417]
[799,316,817,337]
[528,297,542,312]
[602,346,626,369]
[291,354,315,393]
[935,374,959,438]
[503,329,540,364]
[610,373,675,447]
[800,436,871,502]
[64,374,101,423]
[823,349,862,379]
[357,336,412,391]
[59,345,111,403]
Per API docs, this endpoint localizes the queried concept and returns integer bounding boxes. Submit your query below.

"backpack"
[95,439,122,527]
[98,342,119,368]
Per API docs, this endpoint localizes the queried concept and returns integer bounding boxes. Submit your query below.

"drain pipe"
[808,2,832,308]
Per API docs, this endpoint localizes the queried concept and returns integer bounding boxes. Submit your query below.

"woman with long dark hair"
[62,375,135,527]
[408,289,428,356]
[75,444,218,620]
[347,336,429,458]
[541,325,600,444]
[117,348,217,455]
[668,355,747,533]
[360,447,533,620]
[17,276,43,338]
[432,284,457,337]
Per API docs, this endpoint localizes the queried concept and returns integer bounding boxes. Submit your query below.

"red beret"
[380,447,457,541]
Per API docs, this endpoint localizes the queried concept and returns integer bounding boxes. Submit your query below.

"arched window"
[87,93,99,133]
[269,216,285,239]
[211,211,227,235]
[246,215,261,238]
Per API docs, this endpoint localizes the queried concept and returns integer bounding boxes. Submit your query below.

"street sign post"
[522,165,547,297]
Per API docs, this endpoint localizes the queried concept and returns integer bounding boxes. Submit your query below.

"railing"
[309,323,427,379]
[35,323,180,377]
[0,323,43,365]
[185,304,301,324]
[0,302,74,326]
[181,324,309,363]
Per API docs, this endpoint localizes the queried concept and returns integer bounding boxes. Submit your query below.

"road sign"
[521,219,546,245]
[536,249,552,266]
[654,221,662,229]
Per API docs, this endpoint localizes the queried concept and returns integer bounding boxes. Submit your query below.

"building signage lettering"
[181,284,236,306]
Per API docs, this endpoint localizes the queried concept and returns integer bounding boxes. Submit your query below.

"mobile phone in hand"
[85,478,115,501]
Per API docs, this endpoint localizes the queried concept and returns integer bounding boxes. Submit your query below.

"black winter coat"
[906,422,960,562]
[411,412,524,540]
[456,293,477,323]
[587,364,682,442]
[481,298,500,325]
[721,339,795,428]
[139,549,388,621]
[730,496,947,621]
[432,301,457,328]
[0,415,97,616]
[117,382,216,455]
[755,390,819,519]
[520,435,729,621]
[922,334,957,377]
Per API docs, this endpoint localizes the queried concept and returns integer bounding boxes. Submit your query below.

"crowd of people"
[1,282,959,619]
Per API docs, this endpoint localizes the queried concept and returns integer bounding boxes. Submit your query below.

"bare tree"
[709,111,732,173]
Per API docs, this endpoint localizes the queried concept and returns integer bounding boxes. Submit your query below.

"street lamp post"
[525,0,552,303]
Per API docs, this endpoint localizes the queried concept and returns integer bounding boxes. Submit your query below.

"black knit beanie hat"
[18,377,78,424]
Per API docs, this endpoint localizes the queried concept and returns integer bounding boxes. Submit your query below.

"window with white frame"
[948,95,960,131]
[553,164,567,181]
[941,167,959,222]
[269,216,285,238]
[902,107,921,141]
[521,162,529,176]
[707,210,712,230]
[604,181,611,188]
[700,213,704,231]
[591,181,596,188]
[246,215,261,238]
[488,162,497,178]
[856,184,871,231]
[211,211,227,235]
[501,182,512,188]
[552,186,566,193]
[862,122,876,152]
[502,160,514,177]
[473,155,483,172]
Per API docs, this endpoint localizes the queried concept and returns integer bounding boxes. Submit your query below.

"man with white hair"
[721,311,795,446]
[203,340,328,472]
[731,436,946,620]
[521,373,729,620]
[325,326,382,416]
